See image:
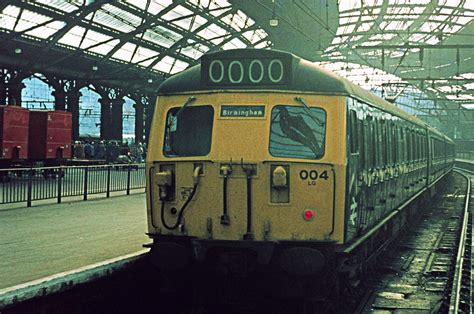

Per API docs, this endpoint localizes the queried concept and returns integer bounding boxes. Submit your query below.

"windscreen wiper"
[175,96,197,119]
[294,97,324,127]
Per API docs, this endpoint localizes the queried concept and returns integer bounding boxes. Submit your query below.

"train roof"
[157,49,451,142]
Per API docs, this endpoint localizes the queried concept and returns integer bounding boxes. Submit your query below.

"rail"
[0,163,145,207]
[449,169,472,313]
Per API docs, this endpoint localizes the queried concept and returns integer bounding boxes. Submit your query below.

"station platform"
[0,192,148,289]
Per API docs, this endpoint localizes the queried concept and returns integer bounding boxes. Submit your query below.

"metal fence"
[0,163,145,207]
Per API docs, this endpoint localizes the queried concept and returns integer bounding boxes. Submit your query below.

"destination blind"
[201,52,293,87]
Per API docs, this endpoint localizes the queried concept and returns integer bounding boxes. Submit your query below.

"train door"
[427,134,433,184]
[346,98,364,242]
[425,129,430,187]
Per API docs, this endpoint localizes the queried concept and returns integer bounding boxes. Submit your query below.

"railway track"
[357,170,472,313]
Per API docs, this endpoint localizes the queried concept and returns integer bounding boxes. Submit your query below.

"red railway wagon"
[0,106,29,163]
[28,110,72,161]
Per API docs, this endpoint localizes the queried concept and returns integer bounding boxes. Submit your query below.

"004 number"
[299,170,329,181]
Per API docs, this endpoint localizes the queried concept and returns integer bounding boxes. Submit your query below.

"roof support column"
[3,70,28,106]
[0,70,7,105]
[134,101,144,144]
[130,93,148,144]
[99,97,111,141]
[111,98,124,142]
[52,90,66,111]
[144,95,154,144]
[66,90,82,141]
[7,81,25,106]
[97,87,124,141]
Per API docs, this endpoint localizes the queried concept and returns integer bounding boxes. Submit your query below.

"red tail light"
[303,209,314,221]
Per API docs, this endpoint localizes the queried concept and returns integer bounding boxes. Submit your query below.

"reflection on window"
[269,105,326,159]
[164,105,214,157]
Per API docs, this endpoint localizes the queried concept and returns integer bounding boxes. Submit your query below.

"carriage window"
[349,110,358,154]
[369,119,376,168]
[163,105,214,157]
[269,105,326,159]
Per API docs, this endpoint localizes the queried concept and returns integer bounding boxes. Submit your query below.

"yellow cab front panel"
[146,92,347,244]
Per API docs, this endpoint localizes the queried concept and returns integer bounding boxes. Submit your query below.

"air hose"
[160,167,200,230]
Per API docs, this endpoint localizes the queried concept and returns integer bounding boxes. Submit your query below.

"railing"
[0,163,145,207]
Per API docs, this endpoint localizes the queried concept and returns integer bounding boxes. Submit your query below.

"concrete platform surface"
[0,193,148,289]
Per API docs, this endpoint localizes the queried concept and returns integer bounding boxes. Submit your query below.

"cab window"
[163,105,214,157]
[269,105,326,159]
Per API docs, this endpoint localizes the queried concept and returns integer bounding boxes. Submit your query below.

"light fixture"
[269,17,279,27]
[148,78,153,83]
[14,48,22,54]
[92,65,98,71]
[269,0,278,27]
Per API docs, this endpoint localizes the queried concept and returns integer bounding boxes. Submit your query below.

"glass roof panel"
[207,0,231,11]
[153,55,176,73]
[161,5,194,21]
[96,4,142,32]
[180,44,208,59]
[21,9,52,26]
[460,73,474,79]
[254,41,269,49]
[12,12,46,32]
[317,61,404,91]
[447,94,474,100]
[170,59,189,75]
[197,23,228,43]
[0,1,267,77]
[125,0,173,15]
[174,15,208,32]
[339,0,362,11]
[35,0,79,13]
[461,104,474,109]
[130,46,159,64]
[419,22,442,32]
[79,30,113,50]
[88,39,120,55]
[222,38,246,50]
[143,26,183,48]
[443,0,462,6]
[221,10,250,31]
[0,6,21,31]
[57,26,86,47]
[25,21,66,39]
[111,42,137,62]
[357,22,374,32]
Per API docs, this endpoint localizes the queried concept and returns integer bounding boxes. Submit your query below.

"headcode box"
[28,110,72,159]
[0,105,29,160]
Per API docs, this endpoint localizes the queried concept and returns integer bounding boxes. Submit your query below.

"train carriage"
[145,49,453,297]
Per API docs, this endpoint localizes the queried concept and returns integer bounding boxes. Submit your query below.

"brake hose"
[160,167,200,230]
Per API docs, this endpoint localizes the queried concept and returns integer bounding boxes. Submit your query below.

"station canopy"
[0,0,271,90]
[0,0,473,117]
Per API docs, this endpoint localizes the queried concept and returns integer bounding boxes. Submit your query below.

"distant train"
[145,49,454,298]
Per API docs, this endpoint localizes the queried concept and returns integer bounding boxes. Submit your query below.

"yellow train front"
[145,49,453,296]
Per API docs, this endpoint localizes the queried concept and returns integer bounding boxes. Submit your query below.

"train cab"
[145,49,453,289]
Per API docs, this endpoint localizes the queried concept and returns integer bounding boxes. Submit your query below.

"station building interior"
[0,0,473,153]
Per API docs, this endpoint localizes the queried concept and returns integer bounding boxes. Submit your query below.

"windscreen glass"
[269,105,326,159]
[164,105,214,157]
